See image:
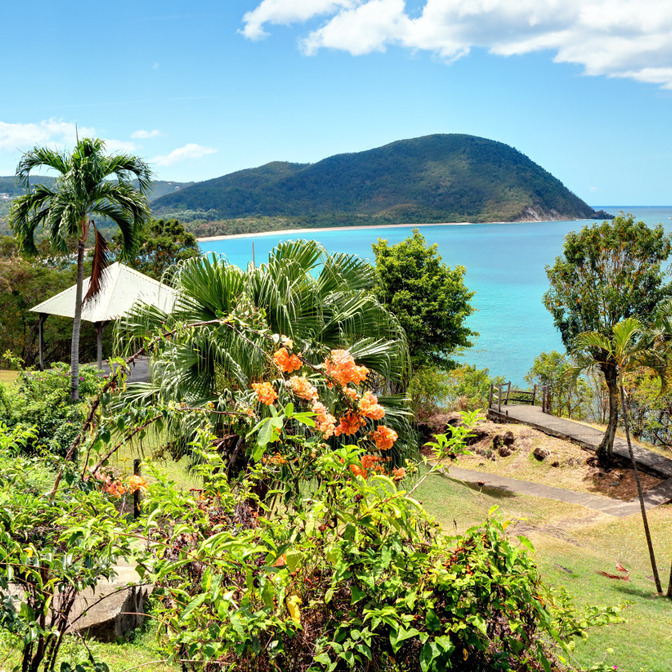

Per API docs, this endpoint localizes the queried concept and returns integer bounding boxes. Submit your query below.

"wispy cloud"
[241,0,672,88]
[131,129,161,139]
[152,143,217,166]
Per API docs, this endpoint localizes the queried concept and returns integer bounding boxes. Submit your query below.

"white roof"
[30,262,178,323]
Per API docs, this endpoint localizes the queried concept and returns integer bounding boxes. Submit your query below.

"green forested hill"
[152,134,597,227]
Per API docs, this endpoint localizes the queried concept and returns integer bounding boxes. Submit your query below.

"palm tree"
[9,138,152,401]
[572,318,664,595]
[115,241,413,460]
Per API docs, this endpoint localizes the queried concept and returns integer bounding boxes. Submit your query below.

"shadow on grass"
[435,471,517,499]
[611,583,664,600]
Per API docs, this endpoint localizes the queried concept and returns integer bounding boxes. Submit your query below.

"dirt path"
[447,465,672,518]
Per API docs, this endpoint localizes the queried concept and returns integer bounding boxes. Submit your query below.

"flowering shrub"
[129,345,619,672]
[143,434,617,672]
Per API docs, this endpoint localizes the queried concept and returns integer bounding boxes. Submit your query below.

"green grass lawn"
[416,469,672,672]
[0,370,18,385]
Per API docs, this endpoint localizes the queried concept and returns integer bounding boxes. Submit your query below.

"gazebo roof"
[30,262,178,323]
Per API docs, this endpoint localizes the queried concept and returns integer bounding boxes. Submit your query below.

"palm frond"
[84,226,111,304]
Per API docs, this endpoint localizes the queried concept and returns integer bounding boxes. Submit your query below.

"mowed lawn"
[417,470,672,672]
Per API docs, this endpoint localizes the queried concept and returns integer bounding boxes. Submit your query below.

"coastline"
[196,218,591,243]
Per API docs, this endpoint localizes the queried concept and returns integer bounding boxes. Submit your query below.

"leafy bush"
[0,425,133,672]
[0,360,105,456]
[143,432,613,672]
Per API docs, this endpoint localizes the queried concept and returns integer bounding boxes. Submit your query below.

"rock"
[551,461,560,468]
[533,447,550,461]
[567,458,576,467]
[502,431,515,446]
[498,446,512,458]
[71,563,152,643]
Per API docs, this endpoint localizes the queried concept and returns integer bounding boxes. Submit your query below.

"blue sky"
[1,0,671,205]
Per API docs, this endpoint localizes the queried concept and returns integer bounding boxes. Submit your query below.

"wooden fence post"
[488,384,494,409]
[133,458,142,519]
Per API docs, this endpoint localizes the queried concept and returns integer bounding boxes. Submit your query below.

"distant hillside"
[0,177,192,234]
[152,134,599,229]
[0,176,192,202]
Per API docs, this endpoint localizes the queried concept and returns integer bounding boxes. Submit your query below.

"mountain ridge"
[152,134,599,228]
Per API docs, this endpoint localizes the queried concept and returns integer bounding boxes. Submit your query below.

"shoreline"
[196,218,591,243]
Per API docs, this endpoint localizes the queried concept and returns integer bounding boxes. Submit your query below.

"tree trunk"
[597,361,619,467]
[70,235,86,402]
[620,385,663,595]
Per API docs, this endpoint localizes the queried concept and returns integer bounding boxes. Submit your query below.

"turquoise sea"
[200,207,672,385]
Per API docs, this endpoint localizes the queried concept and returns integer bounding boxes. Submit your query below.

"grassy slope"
[0,370,18,385]
[417,470,672,672]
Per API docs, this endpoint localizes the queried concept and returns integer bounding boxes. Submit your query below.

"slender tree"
[9,138,152,401]
[544,214,672,465]
[572,318,664,595]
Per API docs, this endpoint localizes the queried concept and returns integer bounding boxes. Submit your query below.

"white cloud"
[241,0,672,88]
[131,129,161,139]
[0,120,95,152]
[241,0,356,40]
[152,143,217,167]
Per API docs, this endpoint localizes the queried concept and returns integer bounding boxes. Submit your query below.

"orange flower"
[252,382,278,405]
[371,425,398,451]
[349,464,368,479]
[359,391,385,420]
[104,480,127,498]
[127,475,148,493]
[334,411,362,436]
[264,452,287,466]
[273,347,302,373]
[391,467,406,481]
[324,350,369,387]
[288,376,319,401]
[361,454,382,470]
[312,401,337,438]
[343,386,358,400]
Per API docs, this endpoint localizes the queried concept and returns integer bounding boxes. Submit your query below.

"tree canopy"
[372,229,476,370]
[114,217,200,281]
[543,214,672,462]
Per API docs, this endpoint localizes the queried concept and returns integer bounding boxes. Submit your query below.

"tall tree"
[543,214,672,465]
[372,228,476,370]
[572,318,664,595]
[9,138,151,401]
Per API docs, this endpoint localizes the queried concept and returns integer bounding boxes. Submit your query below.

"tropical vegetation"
[543,214,672,465]
[8,138,152,400]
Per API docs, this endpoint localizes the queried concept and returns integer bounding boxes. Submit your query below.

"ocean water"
[200,206,672,385]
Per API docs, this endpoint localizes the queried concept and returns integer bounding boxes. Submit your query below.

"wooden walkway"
[486,403,672,513]
[488,403,672,478]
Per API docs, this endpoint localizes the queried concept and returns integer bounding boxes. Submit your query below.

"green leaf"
[180,593,207,621]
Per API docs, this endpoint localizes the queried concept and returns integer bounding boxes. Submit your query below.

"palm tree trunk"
[598,362,619,467]
[70,235,85,402]
[620,385,663,595]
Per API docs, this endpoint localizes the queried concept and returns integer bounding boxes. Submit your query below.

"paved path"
[447,466,672,518]
[488,404,672,478]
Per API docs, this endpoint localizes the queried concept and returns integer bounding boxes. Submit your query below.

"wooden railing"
[488,382,551,413]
